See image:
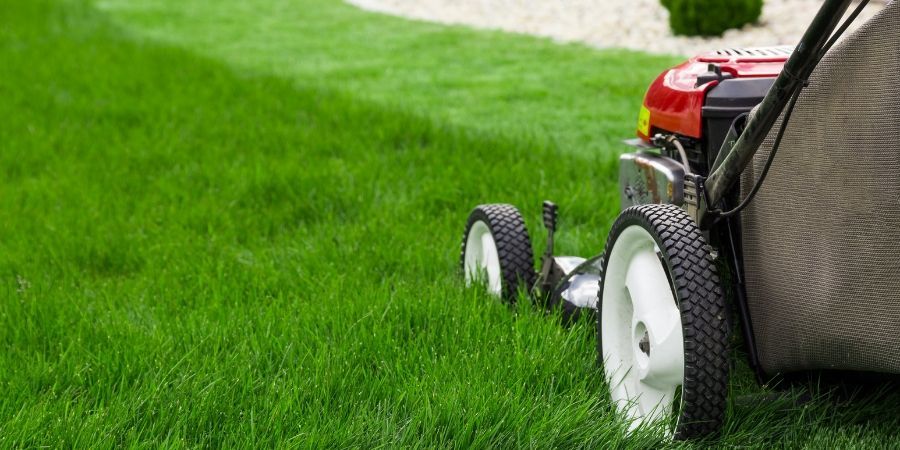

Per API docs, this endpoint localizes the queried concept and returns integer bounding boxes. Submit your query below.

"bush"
[664,0,763,37]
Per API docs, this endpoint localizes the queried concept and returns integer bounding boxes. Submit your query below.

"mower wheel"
[598,204,728,439]
[461,204,536,302]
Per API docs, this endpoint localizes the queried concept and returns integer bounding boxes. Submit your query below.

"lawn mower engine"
[621,47,791,209]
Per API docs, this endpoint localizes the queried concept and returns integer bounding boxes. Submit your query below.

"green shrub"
[665,0,763,37]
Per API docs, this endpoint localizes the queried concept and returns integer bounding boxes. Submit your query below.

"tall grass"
[0,0,898,447]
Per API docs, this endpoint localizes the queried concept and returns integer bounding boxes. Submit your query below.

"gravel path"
[347,0,883,56]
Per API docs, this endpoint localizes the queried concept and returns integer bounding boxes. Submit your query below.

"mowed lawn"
[2,0,899,447]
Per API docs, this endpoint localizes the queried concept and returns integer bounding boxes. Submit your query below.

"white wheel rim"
[464,221,502,296]
[601,225,684,430]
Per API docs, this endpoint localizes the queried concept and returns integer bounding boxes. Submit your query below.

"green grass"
[95,0,683,157]
[1,0,899,447]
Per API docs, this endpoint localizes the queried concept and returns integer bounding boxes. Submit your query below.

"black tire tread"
[598,204,729,440]
[460,204,536,302]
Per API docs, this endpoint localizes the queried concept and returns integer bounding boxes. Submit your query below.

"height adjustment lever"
[536,200,561,300]
[542,200,558,255]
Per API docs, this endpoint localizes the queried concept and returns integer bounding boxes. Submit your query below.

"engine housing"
[636,47,791,175]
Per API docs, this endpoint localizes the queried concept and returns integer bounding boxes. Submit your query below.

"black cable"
[711,0,869,218]
[714,86,802,218]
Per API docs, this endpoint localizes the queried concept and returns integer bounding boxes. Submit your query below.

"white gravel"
[346,0,884,56]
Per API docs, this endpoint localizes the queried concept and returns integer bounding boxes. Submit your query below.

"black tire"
[460,204,536,302]
[597,204,728,440]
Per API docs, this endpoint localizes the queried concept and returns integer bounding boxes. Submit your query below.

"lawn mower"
[459,0,899,439]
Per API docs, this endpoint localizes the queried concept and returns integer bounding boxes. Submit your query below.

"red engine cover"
[636,46,792,141]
